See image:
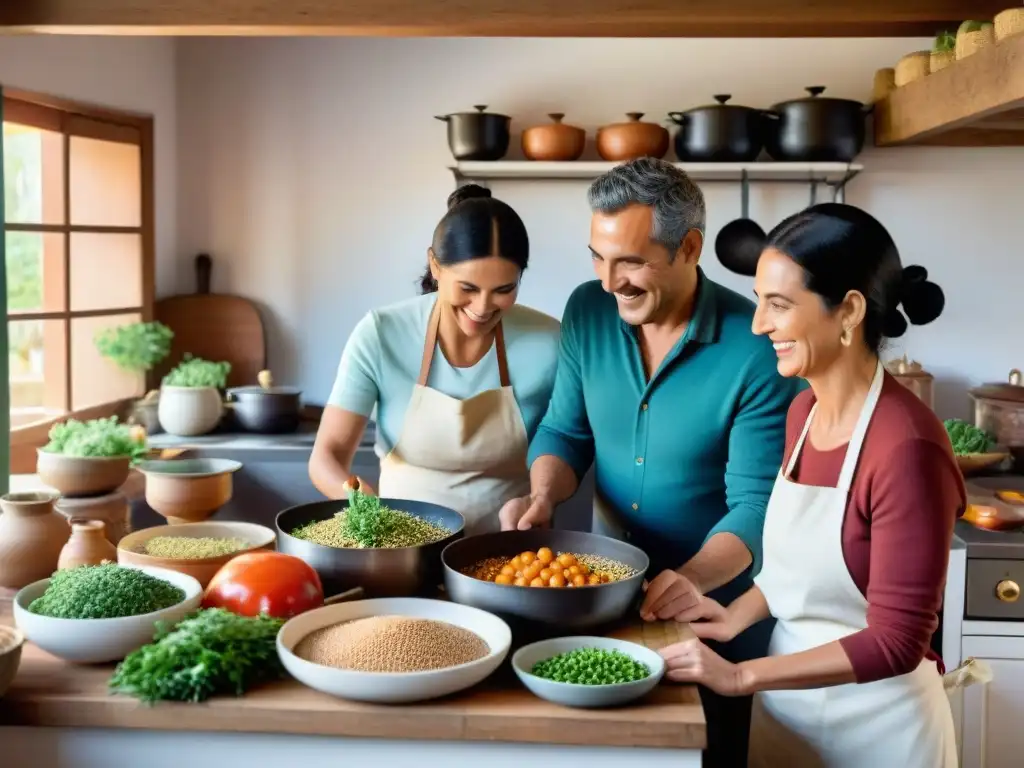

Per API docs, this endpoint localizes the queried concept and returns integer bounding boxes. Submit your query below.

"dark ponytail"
[417,183,529,294]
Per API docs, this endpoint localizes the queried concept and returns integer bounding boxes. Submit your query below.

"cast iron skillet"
[442,529,649,635]
[276,498,465,598]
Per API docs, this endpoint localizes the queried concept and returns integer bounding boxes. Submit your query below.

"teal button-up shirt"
[528,271,801,660]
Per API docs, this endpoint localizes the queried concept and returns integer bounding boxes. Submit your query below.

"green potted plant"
[158,355,232,437]
[36,416,149,497]
[931,30,956,72]
[94,321,174,433]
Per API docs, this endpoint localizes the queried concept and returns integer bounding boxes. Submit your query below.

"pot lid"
[970,369,1024,403]
[230,385,302,396]
[772,86,865,109]
[693,94,756,110]
[438,104,511,119]
[885,355,932,378]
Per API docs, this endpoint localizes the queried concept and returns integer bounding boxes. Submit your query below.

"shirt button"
[631,502,639,510]
[641,403,648,411]
[636,457,644,465]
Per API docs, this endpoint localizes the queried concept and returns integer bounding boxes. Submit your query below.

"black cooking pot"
[764,86,871,163]
[227,385,301,434]
[668,95,766,163]
[435,105,511,161]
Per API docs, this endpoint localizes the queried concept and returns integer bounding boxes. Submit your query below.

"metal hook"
[740,170,750,219]
[809,180,818,206]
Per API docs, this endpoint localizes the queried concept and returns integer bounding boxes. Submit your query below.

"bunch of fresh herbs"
[42,416,148,462]
[28,563,185,619]
[109,608,285,703]
[94,321,174,374]
[944,419,997,456]
[162,354,231,389]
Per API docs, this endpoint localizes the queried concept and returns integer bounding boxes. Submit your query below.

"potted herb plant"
[36,416,148,497]
[158,355,232,437]
[94,321,174,434]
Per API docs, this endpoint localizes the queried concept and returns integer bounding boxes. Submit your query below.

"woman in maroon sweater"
[662,203,962,767]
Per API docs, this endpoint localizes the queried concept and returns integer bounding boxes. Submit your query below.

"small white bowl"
[277,597,511,704]
[13,565,202,664]
[512,636,666,708]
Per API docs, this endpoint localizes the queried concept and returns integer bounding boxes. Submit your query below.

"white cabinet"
[960,635,1024,768]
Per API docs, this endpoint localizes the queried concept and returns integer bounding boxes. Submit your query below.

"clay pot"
[0,492,70,589]
[136,458,243,525]
[58,519,118,570]
[521,113,586,161]
[596,113,669,162]
[35,450,131,497]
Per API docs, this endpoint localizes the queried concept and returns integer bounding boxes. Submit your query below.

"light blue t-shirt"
[329,294,561,457]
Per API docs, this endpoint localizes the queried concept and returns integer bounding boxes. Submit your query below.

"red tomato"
[202,551,324,619]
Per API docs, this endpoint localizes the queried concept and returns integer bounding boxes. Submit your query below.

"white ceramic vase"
[157,386,224,436]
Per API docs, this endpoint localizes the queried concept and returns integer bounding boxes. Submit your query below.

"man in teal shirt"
[499,158,799,766]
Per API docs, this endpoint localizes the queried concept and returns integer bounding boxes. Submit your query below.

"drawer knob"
[996,579,1020,603]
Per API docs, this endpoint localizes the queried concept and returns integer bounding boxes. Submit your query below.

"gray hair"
[587,157,706,260]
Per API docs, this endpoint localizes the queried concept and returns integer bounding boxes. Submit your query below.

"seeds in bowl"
[531,647,651,685]
[295,615,489,673]
[291,490,451,549]
[464,548,637,588]
[28,563,185,619]
[142,535,249,560]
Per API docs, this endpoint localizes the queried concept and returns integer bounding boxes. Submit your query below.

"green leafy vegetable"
[933,30,956,53]
[28,563,184,619]
[531,647,651,685]
[162,354,231,389]
[944,418,997,455]
[958,20,993,35]
[95,321,174,374]
[109,608,285,703]
[341,489,401,548]
[42,416,148,461]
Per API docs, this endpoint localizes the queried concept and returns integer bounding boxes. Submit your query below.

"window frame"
[2,87,156,474]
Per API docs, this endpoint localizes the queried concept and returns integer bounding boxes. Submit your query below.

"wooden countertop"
[0,595,705,750]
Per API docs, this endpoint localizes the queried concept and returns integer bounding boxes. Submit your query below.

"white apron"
[749,360,957,768]
[376,303,531,536]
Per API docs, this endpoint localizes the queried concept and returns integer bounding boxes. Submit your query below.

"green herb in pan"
[290,489,450,549]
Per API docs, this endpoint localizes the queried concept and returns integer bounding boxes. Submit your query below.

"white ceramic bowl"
[512,636,666,708]
[278,597,511,704]
[13,565,202,664]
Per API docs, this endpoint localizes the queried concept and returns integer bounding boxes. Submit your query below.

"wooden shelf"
[451,161,863,184]
[875,31,1024,147]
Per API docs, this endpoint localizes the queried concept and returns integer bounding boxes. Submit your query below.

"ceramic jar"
[55,492,132,546]
[58,519,118,570]
[596,113,669,162]
[521,113,586,161]
[0,492,70,589]
[158,385,224,436]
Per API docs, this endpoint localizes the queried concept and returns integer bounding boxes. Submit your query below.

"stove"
[957,475,1024,621]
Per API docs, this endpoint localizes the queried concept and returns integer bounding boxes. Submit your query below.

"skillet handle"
[324,587,365,605]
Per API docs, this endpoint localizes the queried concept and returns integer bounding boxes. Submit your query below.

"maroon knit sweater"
[783,373,965,683]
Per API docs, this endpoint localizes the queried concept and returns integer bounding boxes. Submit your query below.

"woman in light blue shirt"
[310,185,561,534]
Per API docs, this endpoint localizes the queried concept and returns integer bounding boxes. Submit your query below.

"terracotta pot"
[596,113,669,162]
[137,458,243,525]
[0,492,70,589]
[55,492,132,546]
[58,519,118,570]
[35,450,131,497]
[521,113,586,162]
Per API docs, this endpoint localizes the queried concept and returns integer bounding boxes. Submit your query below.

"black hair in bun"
[418,184,528,294]
[717,202,945,352]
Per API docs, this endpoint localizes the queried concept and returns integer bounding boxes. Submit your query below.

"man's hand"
[498,494,554,531]
[640,569,701,621]
[659,639,750,697]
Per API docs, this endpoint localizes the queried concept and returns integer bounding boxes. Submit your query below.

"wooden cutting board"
[607,618,695,651]
[154,254,267,389]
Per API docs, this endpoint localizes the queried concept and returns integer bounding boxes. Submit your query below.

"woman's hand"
[343,476,376,497]
[660,639,750,697]
[680,596,740,643]
[640,570,701,621]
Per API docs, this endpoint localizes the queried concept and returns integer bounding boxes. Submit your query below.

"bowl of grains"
[442,530,649,632]
[275,493,464,598]
[117,521,277,588]
[277,597,511,703]
[13,563,202,663]
[512,636,665,708]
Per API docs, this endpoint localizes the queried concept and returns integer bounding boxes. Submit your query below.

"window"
[2,90,154,468]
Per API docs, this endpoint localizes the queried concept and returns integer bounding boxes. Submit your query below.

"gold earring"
[840,327,852,347]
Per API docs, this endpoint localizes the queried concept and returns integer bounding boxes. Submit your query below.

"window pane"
[69,136,141,227]
[69,232,142,311]
[9,319,67,425]
[71,313,144,410]
[2,121,64,225]
[5,231,66,313]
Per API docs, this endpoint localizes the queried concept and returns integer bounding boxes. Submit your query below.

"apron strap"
[836,359,885,492]
[784,402,818,480]
[417,301,511,388]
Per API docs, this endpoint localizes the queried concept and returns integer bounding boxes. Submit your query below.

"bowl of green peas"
[511,636,665,708]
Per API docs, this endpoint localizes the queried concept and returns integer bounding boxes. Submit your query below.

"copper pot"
[596,113,669,162]
[521,113,586,162]
[885,355,934,410]
[970,369,1024,463]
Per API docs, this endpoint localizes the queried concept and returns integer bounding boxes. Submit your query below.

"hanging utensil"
[715,171,767,277]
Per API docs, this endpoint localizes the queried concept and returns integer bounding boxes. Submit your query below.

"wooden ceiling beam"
[0,0,1012,38]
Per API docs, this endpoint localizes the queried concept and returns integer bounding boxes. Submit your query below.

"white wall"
[0,36,178,296]
[166,37,1021,419]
